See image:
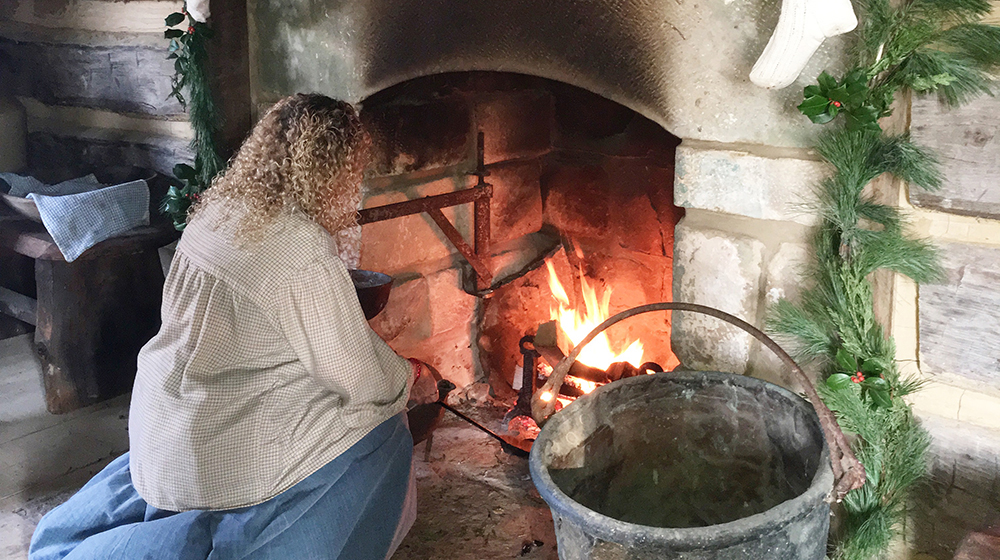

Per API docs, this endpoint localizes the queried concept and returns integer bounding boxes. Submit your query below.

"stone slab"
[486,159,544,245]
[671,220,765,374]
[473,89,553,164]
[362,96,473,177]
[369,274,432,345]
[910,94,1000,219]
[359,184,466,274]
[749,242,814,392]
[249,0,847,147]
[674,145,825,226]
[1,0,183,35]
[919,243,1000,389]
[542,157,676,256]
[0,37,185,116]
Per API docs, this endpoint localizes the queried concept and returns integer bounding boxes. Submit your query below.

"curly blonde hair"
[191,93,368,237]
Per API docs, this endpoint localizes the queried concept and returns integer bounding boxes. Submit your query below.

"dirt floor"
[392,403,558,560]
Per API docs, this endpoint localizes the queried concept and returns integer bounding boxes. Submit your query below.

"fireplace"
[247,0,838,406]
[351,73,683,403]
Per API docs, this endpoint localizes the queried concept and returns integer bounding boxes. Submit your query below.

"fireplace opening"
[358,71,683,423]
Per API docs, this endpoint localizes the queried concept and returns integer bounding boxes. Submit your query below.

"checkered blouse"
[128,203,412,511]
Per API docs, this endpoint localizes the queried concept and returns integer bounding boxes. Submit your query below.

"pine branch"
[853,233,944,282]
[908,0,993,23]
[940,23,1000,67]
[892,48,994,105]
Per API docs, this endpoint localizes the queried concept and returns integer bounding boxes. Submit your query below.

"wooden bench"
[0,214,178,413]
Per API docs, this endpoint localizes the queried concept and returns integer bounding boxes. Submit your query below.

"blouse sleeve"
[273,256,411,409]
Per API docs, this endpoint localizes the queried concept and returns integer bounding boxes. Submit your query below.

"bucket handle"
[529,301,866,503]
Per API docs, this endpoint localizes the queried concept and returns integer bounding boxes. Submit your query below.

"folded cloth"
[28,180,150,261]
[0,173,102,197]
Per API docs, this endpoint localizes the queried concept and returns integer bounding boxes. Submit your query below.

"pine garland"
[770,0,1000,557]
[769,0,1000,560]
[161,6,224,230]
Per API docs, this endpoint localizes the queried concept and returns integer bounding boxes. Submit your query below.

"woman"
[30,94,437,560]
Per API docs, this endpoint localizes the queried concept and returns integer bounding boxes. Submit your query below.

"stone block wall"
[668,145,822,391]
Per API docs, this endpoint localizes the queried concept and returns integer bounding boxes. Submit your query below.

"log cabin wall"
[887,6,1000,555]
[0,0,251,182]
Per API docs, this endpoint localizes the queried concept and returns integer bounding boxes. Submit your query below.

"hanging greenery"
[161,7,224,230]
[769,0,1000,558]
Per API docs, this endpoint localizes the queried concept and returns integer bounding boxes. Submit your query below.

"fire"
[546,261,644,375]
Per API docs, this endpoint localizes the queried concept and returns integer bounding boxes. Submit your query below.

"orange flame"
[546,261,644,377]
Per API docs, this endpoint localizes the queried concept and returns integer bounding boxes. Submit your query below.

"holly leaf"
[844,68,868,85]
[804,85,823,98]
[799,95,831,115]
[835,348,859,374]
[860,357,887,376]
[817,71,838,92]
[826,85,850,104]
[845,105,881,132]
[869,388,892,408]
[863,376,889,391]
[826,373,854,390]
[810,111,838,125]
[165,29,184,39]
[165,12,185,27]
[173,163,197,181]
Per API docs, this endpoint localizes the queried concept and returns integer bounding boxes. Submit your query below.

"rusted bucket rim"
[528,371,835,550]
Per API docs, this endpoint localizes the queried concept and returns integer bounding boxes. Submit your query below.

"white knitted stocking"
[186,0,211,23]
[750,0,858,89]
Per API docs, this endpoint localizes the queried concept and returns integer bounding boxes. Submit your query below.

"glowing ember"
[539,390,554,402]
[546,261,644,375]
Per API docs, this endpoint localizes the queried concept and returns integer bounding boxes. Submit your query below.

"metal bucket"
[528,302,854,559]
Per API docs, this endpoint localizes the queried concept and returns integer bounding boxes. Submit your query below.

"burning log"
[535,320,660,384]
[534,321,611,383]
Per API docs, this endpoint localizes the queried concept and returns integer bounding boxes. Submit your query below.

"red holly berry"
[832,101,842,108]
[851,371,865,383]
[187,26,195,34]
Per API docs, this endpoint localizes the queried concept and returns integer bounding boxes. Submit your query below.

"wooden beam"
[0,286,37,326]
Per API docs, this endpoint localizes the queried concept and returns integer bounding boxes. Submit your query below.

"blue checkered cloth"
[0,173,150,262]
[0,173,103,197]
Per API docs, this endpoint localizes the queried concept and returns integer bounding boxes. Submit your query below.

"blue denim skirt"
[30,413,413,560]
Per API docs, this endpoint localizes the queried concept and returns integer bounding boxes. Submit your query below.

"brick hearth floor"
[0,333,555,559]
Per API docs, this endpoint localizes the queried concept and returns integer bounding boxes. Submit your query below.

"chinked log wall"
[0,0,251,337]
[0,0,250,182]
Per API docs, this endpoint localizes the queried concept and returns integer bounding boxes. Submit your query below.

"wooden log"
[26,132,193,184]
[911,95,1000,219]
[533,340,612,384]
[0,37,184,116]
[0,245,37,338]
[0,286,37,326]
[34,248,164,414]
